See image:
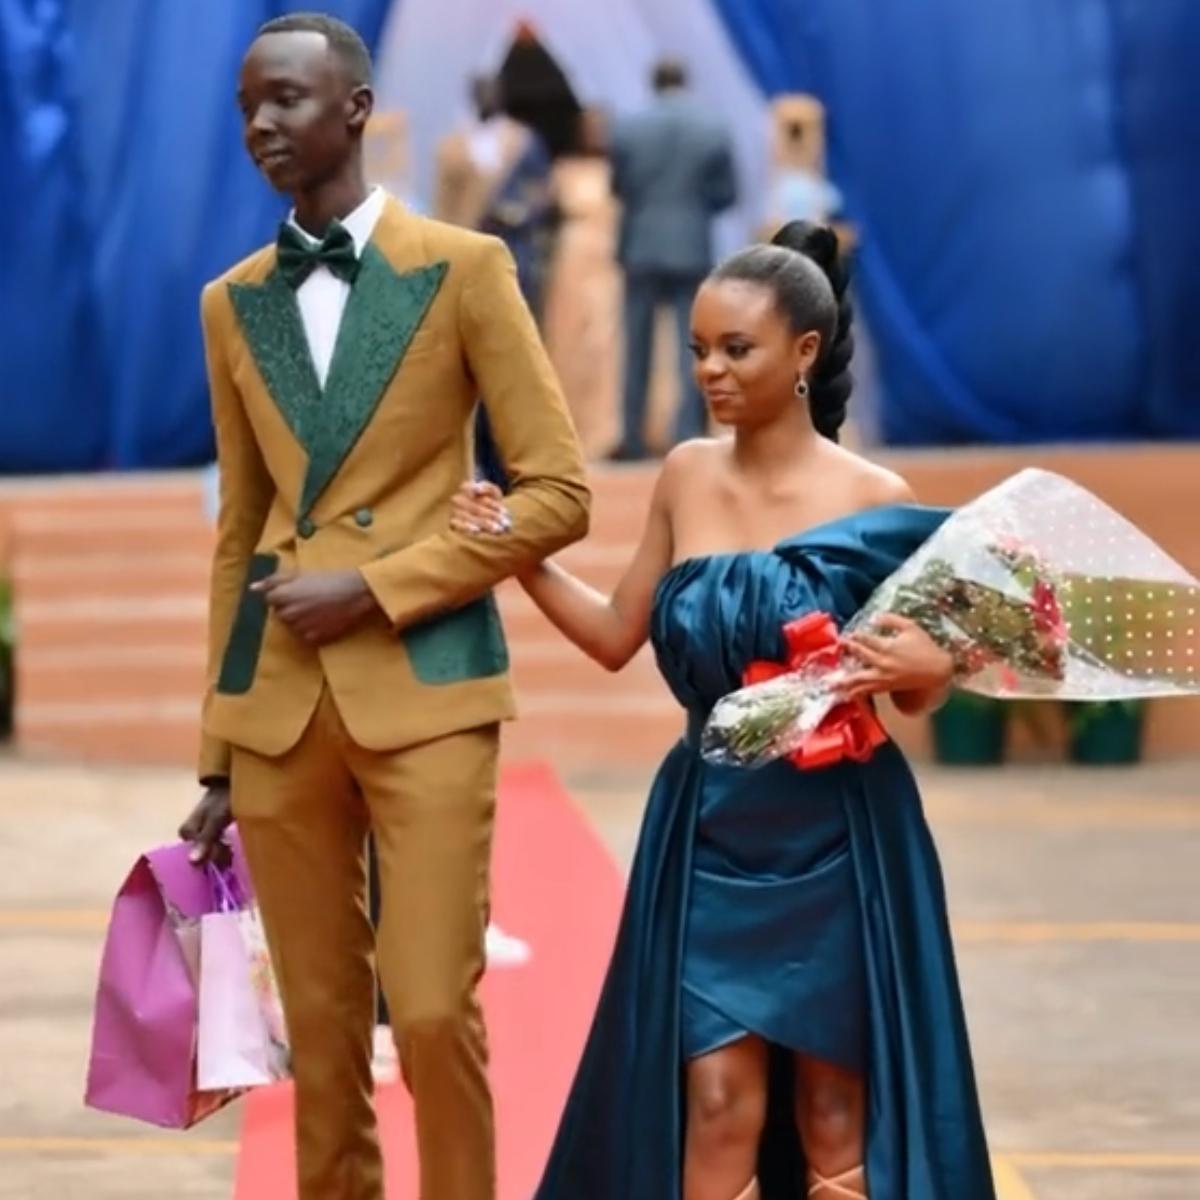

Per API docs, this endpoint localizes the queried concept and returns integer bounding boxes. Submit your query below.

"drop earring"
[794,375,810,401]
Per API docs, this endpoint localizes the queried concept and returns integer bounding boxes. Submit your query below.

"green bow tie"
[276,219,360,289]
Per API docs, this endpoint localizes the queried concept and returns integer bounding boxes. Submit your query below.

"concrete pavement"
[2,753,1197,1199]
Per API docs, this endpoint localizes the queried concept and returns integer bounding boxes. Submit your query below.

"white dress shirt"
[287,186,386,386]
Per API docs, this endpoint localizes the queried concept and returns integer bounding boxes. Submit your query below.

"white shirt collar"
[288,186,386,255]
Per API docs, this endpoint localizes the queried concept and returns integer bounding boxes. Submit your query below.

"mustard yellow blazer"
[198,196,589,782]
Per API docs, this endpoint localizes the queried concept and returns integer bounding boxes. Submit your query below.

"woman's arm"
[837,467,951,714]
[451,448,690,671]
[890,683,950,717]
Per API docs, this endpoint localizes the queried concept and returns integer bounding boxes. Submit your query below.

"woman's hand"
[839,614,953,702]
[449,479,512,536]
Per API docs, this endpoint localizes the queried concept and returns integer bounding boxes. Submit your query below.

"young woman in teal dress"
[452,222,995,1200]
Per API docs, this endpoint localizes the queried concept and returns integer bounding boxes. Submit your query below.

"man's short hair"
[652,59,687,93]
[257,12,373,87]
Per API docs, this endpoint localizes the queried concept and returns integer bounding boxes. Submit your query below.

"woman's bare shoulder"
[657,438,726,494]
[824,441,917,505]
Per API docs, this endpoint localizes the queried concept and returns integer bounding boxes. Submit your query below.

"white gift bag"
[195,870,289,1091]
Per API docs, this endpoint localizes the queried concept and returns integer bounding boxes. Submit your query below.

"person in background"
[762,95,844,232]
[542,107,624,458]
[609,59,738,461]
[435,73,553,314]
[761,96,879,448]
[436,73,555,489]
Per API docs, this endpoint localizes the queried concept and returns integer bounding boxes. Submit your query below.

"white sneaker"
[371,1023,398,1083]
[485,922,531,967]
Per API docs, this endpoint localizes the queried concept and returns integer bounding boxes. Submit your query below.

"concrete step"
[5,445,1200,769]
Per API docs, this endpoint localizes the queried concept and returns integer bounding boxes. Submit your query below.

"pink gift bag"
[84,834,254,1128]
[196,869,290,1091]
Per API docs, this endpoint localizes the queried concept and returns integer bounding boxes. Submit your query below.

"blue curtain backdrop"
[0,0,105,470]
[2,1,1198,470]
[0,0,392,472]
[710,0,1200,443]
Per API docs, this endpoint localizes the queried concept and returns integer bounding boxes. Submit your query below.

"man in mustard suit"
[179,14,589,1200]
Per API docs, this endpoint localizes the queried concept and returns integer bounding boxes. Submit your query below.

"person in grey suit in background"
[609,59,738,461]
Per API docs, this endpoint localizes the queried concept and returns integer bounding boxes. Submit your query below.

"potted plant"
[1064,699,1146,766]
[929,690,1009,766]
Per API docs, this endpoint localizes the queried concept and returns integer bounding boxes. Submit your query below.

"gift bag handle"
[206,863,245,913]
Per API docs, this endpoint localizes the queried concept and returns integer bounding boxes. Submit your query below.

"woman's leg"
[794,1054,867,1197]
[683,1036,768,1200]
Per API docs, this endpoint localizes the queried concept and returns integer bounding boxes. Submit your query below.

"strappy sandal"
[807,1164,867,1198]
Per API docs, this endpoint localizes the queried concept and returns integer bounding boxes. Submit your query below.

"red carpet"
[233,762,626,1199]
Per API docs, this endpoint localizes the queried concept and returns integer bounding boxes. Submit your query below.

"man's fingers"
[189,831,230,867]
[251,571,293,594]
[258,582,295,606]
[198,811,224,847]
[187,816,222,864]
[285,611,327,644]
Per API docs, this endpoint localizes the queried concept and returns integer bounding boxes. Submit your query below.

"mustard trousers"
[232,687,498,1200]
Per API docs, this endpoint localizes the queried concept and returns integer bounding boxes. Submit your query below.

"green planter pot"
[930,693,1008,766]
[1067,701,1145,766]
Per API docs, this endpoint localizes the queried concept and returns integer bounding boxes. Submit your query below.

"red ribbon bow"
[743,612,888,770]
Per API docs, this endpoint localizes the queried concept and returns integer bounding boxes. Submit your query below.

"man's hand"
[179,786,233,867]
[252,569,380,645]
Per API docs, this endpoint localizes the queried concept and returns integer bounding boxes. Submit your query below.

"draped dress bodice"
[649,508,947,1064]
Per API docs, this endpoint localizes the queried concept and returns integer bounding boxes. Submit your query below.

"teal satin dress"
[535,506,996,1200]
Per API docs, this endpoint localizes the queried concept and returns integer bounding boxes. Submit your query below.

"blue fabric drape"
[5,2,1197,467]
[1108,0,1200,436]
[0,0,106,470]
[710,0,1200,443]
[0,0,393,472]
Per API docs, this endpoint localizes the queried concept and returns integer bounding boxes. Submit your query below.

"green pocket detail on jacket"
[216,553,278,695]
[401,592,509,685]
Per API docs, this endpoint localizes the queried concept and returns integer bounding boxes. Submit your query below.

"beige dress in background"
[542,156,622,457]
[544,156,687,458]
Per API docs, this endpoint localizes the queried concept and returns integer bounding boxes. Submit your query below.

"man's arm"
[360,238,590,630]
[197,282,274,783]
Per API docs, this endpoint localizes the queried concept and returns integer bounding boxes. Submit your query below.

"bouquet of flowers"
[701,469,1200,769]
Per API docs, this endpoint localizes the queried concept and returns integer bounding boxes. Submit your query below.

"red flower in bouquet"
[1032,579,1065,639]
